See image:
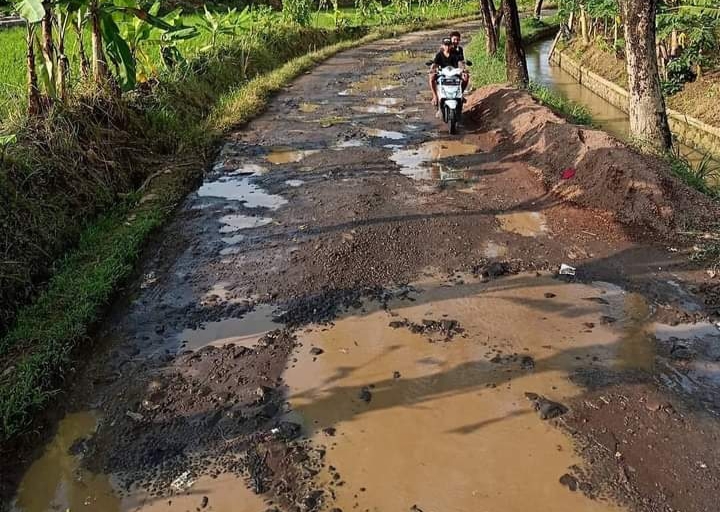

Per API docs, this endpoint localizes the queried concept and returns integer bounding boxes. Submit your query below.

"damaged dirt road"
[7,21,720,512]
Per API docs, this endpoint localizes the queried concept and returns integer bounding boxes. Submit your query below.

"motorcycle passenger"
[450,30,469,92]
[429,37,465,107]
[450,30,465,61]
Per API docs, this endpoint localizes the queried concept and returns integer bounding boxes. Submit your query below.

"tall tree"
[620,0,672,151]
[534,0,544,18]
[479,0,498,54]
[491,0,504,40]
[503,0,528,87]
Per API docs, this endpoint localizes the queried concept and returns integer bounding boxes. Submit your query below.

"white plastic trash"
[559,264,576,276]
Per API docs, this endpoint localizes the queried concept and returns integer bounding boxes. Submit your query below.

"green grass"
[0,26,26,120]
[528,81,593,125]
[465,15,593,126]
[0,199,167,439]
[0,2,477,120]
[0,10,479,447]
[667,150,720,198]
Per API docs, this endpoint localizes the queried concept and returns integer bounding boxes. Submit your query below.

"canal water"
[525,37,716,169]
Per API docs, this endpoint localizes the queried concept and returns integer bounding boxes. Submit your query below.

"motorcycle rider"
[429,37,465,106]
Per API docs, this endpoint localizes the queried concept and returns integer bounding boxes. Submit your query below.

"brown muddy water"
[12,410,266,512]
[389,139,480,180]
[265,147,320,165]
[496,211,549,237]
[283,272,646,512]
[13,270,717,511]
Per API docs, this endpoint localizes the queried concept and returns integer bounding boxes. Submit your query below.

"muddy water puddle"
[265,147,319,165]
[351,104,404,115]
[11,411,119,512]
[390,139,480,180]
[218,214,273,233]
[178,304,278,352]
[496,211,549,237]
[350,69,401,94]
[298,102,320,113]
[198,173,287,210]
[12,410,266,512]
[282,274,656,512]
[365,127,406,140]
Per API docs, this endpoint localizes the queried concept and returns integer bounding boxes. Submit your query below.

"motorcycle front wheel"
[447,107,458,134]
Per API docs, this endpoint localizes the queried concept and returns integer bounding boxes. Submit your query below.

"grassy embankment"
[559,40,720,193]
[0,9,478,449]
[0,2,476,120]
[466,15,593,125]
[468,17,720,198]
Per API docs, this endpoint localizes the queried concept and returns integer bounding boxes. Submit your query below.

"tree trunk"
[488,0,497,20]
[580,4,589,45]
[533,0,543,18]
[90,2,108,83]
[620,0,672,151]
[503,0,528,87]
[480,0,498,55]
[613,17,618,47]
[657,43,668,80]
[491,0,504,41]
[26,24,41,116]
[670,29,679,57]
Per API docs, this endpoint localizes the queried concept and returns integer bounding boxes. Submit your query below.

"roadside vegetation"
[551,0,720,190]
[0,0,478,450]
[466,12,593,125]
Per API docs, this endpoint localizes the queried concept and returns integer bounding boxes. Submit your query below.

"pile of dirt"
[562,382,720,512]
[464,86,719,235]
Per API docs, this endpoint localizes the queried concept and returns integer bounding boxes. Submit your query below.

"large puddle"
[11,412,119,512]
[390,139,480,180]
[11,410,268,512]
[198,171,287,210]
[282,273,658,512]
[218,214,273,233]
[13,271,719,512]
[178,304,278,352]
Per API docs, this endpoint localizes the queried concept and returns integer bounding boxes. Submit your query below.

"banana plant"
[195,5,250,51]
[118,1,196,81]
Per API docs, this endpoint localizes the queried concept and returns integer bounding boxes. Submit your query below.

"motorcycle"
[426,60,472,134]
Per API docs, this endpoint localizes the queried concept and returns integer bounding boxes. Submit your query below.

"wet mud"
[5,20,720,512]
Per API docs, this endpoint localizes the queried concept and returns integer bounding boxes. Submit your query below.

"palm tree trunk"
[620,0,672,151]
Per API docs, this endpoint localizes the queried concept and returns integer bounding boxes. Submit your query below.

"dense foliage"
[557,0,720,95]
